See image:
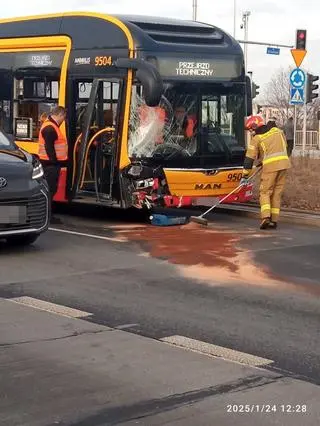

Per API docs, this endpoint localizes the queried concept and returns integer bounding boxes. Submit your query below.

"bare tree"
[262,67,320,130]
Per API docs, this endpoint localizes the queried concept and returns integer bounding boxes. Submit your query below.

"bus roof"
[0,12,243,57]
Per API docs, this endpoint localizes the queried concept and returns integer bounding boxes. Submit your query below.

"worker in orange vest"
[172,106,196,138]
[138,104,166,145]
[38,106,68,222]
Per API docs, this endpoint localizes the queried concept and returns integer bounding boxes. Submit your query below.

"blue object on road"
[150,214,188,226]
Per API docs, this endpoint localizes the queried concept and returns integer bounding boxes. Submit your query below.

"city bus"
[0,12,253,209]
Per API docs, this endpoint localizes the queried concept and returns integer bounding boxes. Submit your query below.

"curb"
[153,205,320,228]
[216,205,320,228]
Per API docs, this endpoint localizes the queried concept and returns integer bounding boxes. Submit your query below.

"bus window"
[76,81,93,134]
[75,81,119,135]
[13,76,59,140]
[129,83,246,167]
[0,72,13,134]
[129,85,198,159]
[73,79,120,195]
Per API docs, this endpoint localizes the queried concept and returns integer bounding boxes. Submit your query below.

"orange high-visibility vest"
[38,119,68,161]
[185,116,196,138]
[139,105,166,145]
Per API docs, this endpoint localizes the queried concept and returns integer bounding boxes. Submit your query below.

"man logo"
[194,183,222,190]
[0,177,7,189]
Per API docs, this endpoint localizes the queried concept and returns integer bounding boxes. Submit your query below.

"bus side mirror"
[245,75,253,116]
[115,58,164,107]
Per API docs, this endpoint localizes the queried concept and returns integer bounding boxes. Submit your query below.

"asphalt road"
[0,205,319,425]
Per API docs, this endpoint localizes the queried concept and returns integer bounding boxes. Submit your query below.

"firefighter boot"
[260,217,271,230]
[268,221,278,230]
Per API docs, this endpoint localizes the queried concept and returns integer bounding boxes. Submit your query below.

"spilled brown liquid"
[113,222,320,297]
[115,223,278,286]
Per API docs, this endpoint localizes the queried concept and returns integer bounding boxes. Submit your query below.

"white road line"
[7,296,92,319]
[161,335,274,367]
[49,227,125,243]
[115,323,140,330]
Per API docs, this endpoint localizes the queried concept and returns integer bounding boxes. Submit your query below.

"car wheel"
[6,234,40,247]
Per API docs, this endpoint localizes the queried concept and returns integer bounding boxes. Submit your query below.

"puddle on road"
[115,222,285,288]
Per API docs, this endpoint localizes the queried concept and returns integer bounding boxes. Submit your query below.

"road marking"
[161,335,274,367]
[8,296,92,319]
[115,323,140,330]
[49,227,126,243]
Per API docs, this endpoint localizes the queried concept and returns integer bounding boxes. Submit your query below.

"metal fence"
[295,131,320,150]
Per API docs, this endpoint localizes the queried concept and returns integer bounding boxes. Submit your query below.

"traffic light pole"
[303,103,307,154]
[303,77,308,154]
[293,105,297,152]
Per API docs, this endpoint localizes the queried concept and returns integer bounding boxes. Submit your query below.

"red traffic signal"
[296,29,307,50]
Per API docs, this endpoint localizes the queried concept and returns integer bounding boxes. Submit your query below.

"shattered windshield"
[128,83,246,165]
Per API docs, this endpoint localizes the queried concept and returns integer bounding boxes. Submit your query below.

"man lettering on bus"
[243,115,290,230]
[38,106,68,222]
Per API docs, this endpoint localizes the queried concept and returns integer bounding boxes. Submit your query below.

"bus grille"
[0,193,48,232]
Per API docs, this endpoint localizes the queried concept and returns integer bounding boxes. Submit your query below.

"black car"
[0,130,50,246]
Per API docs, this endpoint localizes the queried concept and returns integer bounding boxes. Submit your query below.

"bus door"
[72,78,121,202]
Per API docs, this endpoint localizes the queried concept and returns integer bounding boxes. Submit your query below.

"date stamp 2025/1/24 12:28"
[226,404,308,414]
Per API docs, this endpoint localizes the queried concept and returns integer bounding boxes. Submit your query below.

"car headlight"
[32,162,44,179]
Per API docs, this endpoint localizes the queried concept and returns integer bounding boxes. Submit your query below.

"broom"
[190,167,261,226]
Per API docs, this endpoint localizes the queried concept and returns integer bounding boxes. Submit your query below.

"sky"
[2,0,319,100]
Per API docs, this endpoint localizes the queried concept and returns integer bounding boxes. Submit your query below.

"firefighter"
[243,115,291,230]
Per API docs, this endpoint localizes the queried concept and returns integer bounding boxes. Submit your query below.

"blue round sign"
[290,68,306,88]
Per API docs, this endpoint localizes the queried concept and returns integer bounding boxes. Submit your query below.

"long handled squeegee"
[190,167,261,226]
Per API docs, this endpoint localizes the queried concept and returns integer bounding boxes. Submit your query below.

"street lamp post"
[241,11,251,72]
[233,0,237,38]
[192,0,198,21]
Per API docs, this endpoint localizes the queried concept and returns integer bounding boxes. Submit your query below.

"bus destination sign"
[14,51,64,69]
[28,54,53,67]
[175,61,214,77]
[157,57,241,80]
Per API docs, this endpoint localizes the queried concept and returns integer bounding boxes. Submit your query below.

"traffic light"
[252,82,260,98]
[306,73,319,103]
[296,29,307,50]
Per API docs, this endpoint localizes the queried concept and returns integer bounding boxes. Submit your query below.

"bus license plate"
[0,206,27,224]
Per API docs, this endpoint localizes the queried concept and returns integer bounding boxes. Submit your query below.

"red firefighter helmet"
[245,115,264,131]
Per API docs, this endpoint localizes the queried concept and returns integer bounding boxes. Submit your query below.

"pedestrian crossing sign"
[290,87,304,105]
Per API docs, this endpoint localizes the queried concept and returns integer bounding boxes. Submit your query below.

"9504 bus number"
[95,56,113,67]
[227,172,243,182]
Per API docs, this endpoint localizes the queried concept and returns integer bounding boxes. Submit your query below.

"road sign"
[291,49,307,68]
[267,47,280,55]
[290,68,306,88]
[290,87,304,105]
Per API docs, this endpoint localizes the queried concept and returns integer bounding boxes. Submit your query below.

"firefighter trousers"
[259,170,287,222]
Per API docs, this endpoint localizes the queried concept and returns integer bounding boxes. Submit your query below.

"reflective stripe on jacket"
[246,127,290,172]
[38,120,68,161]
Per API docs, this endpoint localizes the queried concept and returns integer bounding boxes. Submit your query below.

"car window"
[0,130,14,149]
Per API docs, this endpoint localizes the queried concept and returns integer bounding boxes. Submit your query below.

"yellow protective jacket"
[245,126,291,173]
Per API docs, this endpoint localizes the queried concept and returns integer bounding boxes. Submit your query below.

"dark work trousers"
[287,139,294,157]
[43,164,61,209]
